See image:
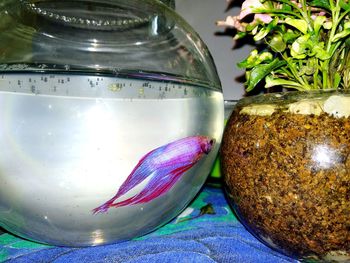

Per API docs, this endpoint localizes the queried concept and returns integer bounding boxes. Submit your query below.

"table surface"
[0,182,298,263]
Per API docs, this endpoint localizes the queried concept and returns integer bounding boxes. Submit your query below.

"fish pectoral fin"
[169,163,194,177]
[133,163,195,204]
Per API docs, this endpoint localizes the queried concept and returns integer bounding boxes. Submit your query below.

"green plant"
[217,0,350,91]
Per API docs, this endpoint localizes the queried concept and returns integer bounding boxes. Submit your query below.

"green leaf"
[233,31,247,40]
[238,50,273,69]
[253,17,279,41]
[269,34,286,52]
[314,16,326,35]
[323,21,333,29]
[245,59,286,91]
[345,21,350,30]
[299,64,316,76]
[265,76,305,90]
[309,0,331,11]
[254,27,270,41]
[285,18,308,34]
[340,0,350,11]
[313,44,331,60]
[283,30,299,43]
[238,49,258,69]
[291,35,310,59]
[281,2,293,12]
[333,73,341,88]
[246,24,258,33]
[332,29,350,42]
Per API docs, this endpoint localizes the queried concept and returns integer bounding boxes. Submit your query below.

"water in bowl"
[0,70,224,246]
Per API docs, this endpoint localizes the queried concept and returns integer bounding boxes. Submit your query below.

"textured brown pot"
[221,90,350,262]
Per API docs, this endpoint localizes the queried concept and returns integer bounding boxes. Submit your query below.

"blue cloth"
[0,186,297,263]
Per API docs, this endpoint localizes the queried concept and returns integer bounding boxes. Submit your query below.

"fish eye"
[209,139,215,146]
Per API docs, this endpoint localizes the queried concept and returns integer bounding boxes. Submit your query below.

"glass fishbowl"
[0,0,224,246]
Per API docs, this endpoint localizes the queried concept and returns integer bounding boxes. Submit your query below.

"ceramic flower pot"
[221,90,350,262]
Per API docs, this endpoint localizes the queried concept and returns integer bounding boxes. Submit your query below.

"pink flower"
[217,16,246,31]
[255,14,273,24]
[311,11,326,20]
[217,0,272,32]
[239,0,263,19]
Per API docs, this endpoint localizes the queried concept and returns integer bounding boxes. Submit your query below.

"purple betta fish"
[92,136,215,214]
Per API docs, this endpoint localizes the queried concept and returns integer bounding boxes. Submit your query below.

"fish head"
[200,137,215,154]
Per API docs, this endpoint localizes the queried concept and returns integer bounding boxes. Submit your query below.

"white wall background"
[175,0,253,100]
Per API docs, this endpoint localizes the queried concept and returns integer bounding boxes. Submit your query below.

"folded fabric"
[0,186,297,263]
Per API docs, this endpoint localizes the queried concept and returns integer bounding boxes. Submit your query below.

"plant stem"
[300,0,313,32]
[258,0,304,19]
[282,55,311,89]
[327,0,340,53]
[259,9,303,19]
[321,0,341,88]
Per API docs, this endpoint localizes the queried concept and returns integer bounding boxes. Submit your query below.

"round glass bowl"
[0,0,224,246]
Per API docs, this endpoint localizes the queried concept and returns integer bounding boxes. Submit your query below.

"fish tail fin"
[109,196,136,208]
[92,199,115,214]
